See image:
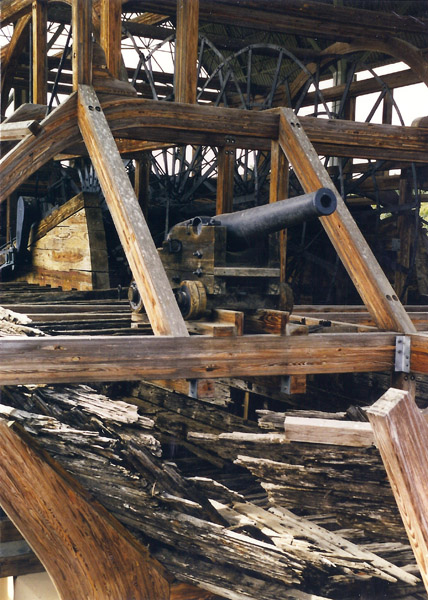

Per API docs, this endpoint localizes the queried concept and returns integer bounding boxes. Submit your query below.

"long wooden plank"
[367,388,428,593]
[278,107,416,334]
[0,419,171,599]
[175,0,199,103]
[0,332,397,384]
[77,84,188,336]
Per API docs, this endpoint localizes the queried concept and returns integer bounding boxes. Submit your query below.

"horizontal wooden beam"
[0,332,400,385]
[123,0,428,40]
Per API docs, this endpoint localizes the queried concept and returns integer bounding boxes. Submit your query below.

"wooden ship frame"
[1,1,428,598]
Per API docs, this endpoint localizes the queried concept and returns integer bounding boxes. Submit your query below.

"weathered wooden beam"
[100,0,122,79]
[411,333,428,374]
[0,119,41,140]
[175,0,199,103]
[0,0,32,26]
[367,388,428,593]
[124,0,428,40]
[0,94,79,203]
[278,107,416,334]
[72,0,93,90]
[284,417,374,447]
[0,332,398,385]
[0,419,172,599]
[77,84,188,336]
[32,0,48,104]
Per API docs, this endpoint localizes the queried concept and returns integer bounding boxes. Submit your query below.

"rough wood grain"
[72,0,93,89]
[77,84,188,336]
[0,331,397,385]
[32,0,47,104]
[0,419,171,599]
[100,0,122,79]
[367,388,428,593]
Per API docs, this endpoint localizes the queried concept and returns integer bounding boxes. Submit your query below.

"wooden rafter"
[0,13,31,114]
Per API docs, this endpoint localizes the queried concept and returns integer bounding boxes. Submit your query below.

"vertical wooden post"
[216,146,235,215]
[270,140,289,304]
[175,0,199,104]
[134,153,151,221]
[100,0,122,79]
[72,0,93,90]
[367,388,428,593]
[395,171,412,303]
[32,0,47,104]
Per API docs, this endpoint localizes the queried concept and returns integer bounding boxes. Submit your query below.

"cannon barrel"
[173,188,336,251]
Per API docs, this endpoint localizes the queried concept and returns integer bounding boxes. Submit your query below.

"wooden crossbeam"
[278,108,416,334]
[367,388,428,593]
[77,84,188,336]
[0,332,399,385]
[0,119,41,140]
[0,419,172,599]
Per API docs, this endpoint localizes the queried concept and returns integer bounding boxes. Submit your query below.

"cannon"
[130,188,337,318]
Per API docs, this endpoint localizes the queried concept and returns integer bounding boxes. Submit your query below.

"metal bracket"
[395,335,411,373]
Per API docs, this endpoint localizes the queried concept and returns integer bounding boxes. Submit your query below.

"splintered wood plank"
[77,84,188,336]
[72,0,93,89]
[0,420,171,599]
[100,0,122,79]
[175,0,199,103]
[32,0,47,104]
[0,332,397,385]
[367,388,428,593]
[278,107,415,334]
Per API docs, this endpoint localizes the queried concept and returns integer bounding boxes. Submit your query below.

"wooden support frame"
[367,388,428,593]
[278,107,416,334]
[0,419,172,599]
[0,332,403,385]
[31,0,47,105]
[174,0,199,103]
[0,13,31,115]
[77,84,188,336]
[100,0,122,79]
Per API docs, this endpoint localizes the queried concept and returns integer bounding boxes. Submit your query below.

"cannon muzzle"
[171,188,336,251]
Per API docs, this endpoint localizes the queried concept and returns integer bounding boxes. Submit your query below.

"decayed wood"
[77,84,188,336]
[0,419,171,599]
[32,0,47,104]
[72,0,93,90]
[367,388,428,593]
[278,107,416,334]
[0,331,398,385]
[175,0,199,104]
